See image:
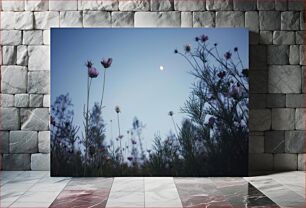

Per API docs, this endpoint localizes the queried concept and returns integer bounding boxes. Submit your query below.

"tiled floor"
[1,171,305,208]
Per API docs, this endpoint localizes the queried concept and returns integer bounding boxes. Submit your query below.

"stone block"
[34,11,60,29]
[83,11,112,27]
[2,46,17,65]
[119,0,150,11]
[288,0,304,11]
[38,131,50,153]
[31,153,50,170]
[1,66,27,94]
[249,45,267,68]
[281,11,300,30]
[25,0,48,11]
[249,93,266,109]
[43,95,50,107]
[249,136,264,153]
[3,154,31,170]
[233,0,256,10]
[49,0,77,10]
[14,12,34,30]
[1,12,15,29]
[300,12,304,30]
[249,70,268,93]
[0,131,9,153]
[285,130,304,153]
[78,0,119,10]
[272,108,295,130]
[286,94,304,107]
[295,31,303,44]
[266,93,285,108]
[245,11,258,32]
[275,0,287,11]
[289,45,300,65]
[249,153,273,170]
[257,0,274,10]
[267,45,288,64]
[193,12,215,27]
[10,131,38,153]
[274,154,297,170]
[259,11,281,30]
[60,11,82,27]
[298,154,305,170]
[0,94,14,107]
[260,31,272,44]
[23,30,43,45]
[268,65,301,93]
[21,108,49,131]
[15,94,29,107]
[29,94,44,107]
[135,12,180,27]
[112,12,134,27]
[181,12,192,27]
[28,46,50,71]
[151,0,173,11]
[206,0,233,10]
[273,31,295,45]
[264,131,285,153]
[2,1,24,11]
[295,108,304,130]
[17,45,28,66]
[28,71,50,94]
[174,0,205,11]
[250,109,271,131]
[1,30,22,45]
[300,45,304,65]
[43,30,50,45]
[216,11,244,27]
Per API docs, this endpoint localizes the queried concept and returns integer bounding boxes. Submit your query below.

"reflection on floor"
[1,171,304,208]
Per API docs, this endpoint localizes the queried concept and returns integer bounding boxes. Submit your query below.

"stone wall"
[0,0,304,172]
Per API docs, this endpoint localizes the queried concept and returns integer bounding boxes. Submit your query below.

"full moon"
[160,65,164,71]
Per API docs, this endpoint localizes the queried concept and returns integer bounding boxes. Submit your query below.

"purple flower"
[174,49,178,54]
[214,43,218,47]
[234,47,238,52]
[195,37,199,42]
[200,34,209,43]
[168,111,174,116]
[101,58,112,68]
[115,106,121,113]
[208,117,215,126]
[127,156,133,161]
[224,51,232,60]
[131,139,137,145]
[217,71,226,79]
[88,67,99,78]
[85,61,93,68]
[184,44,191,53]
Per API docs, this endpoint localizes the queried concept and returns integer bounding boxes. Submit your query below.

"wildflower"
[101,58,112,68]
[174,49,178,54]
[184,44,191,53]
[85,61,93,68]
[217,71,226,79]
[214,43,218,47]
[115,106,121,113]
[224,51,232,60]
[234,47,238,52]
[208,117,215,126]
[127,156,133,161]
[242,69,248,77]
[168,111,174,116]
[88,67,99,78]
[119,135,124,139]
[131,139,137,145]
[200,34,208,43]
[195,37,199,42]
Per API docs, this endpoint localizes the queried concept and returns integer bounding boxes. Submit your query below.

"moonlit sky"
[51,28,248,151]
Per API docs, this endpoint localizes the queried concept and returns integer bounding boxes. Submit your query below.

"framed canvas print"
[51,28,249,177]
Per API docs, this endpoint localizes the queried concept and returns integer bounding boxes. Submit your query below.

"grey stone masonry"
[0,0,304,172]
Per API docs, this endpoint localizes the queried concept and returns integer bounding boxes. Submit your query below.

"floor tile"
[111,177,144,192]
[106,191,144,208]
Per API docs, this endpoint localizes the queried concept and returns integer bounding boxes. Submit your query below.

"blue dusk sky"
[51,28,248,151]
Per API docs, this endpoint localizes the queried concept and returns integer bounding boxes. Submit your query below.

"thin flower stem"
[117,113,123,163]
[171,116,179,138]
[84,76,90,176]
[100,69,106,109]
